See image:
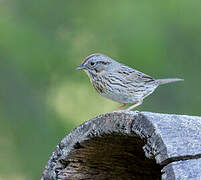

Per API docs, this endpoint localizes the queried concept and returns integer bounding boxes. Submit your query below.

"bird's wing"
[118,65,155,83]
[132,70,154,83]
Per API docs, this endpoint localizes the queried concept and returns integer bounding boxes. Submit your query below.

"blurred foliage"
[0,0,201,179]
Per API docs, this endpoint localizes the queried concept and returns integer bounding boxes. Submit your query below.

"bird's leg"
[118,103,126,109]
[126,101,142,111]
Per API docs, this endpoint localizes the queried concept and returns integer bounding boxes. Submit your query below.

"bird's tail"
[156,78,184,85]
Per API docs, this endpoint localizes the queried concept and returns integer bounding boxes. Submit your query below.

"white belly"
[100,91,139,104]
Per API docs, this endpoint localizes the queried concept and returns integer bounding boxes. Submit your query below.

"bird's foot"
[118,104,126,109]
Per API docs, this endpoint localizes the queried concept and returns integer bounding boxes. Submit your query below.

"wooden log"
[41,111,201,180]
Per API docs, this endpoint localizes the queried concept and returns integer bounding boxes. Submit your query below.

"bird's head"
[76,53,116,78]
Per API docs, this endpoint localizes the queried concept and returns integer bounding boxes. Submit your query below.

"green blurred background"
[0,0,201,179]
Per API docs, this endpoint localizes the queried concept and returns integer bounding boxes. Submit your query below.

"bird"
[76,53,183,111]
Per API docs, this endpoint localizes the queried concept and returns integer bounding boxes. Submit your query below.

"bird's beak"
[76,64,85,70]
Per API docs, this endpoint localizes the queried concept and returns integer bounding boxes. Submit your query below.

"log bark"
[41,111,201,180]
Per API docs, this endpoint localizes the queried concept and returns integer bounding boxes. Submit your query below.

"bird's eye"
[90,62,95,66]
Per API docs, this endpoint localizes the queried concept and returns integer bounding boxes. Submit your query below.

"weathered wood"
[41,111,201,180]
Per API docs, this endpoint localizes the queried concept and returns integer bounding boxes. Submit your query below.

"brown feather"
[82,53,103,65]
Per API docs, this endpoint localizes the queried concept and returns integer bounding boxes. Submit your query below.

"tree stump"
[41,111,201,180]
